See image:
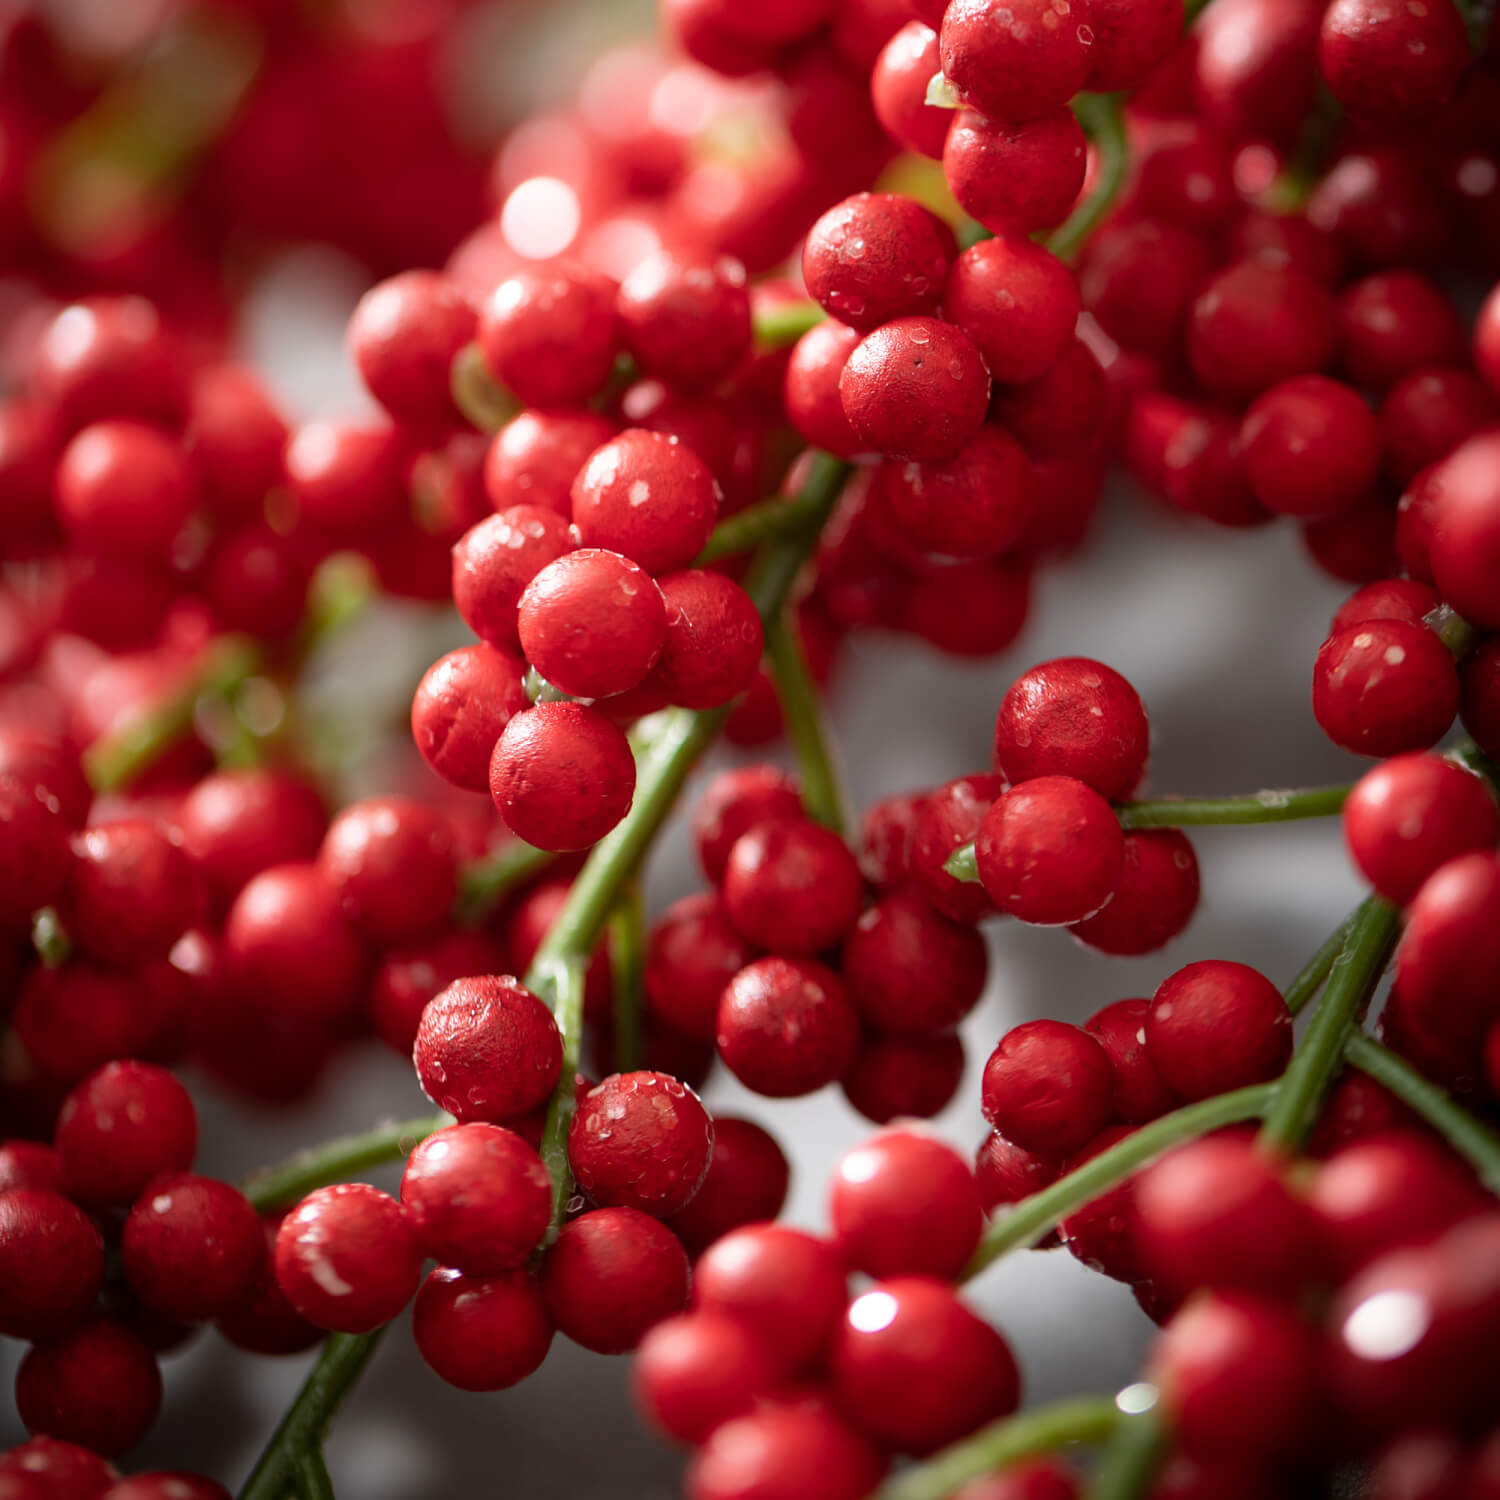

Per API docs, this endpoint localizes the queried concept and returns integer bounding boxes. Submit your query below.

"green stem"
[609,880,646,1075]
[83,635,263,794]
[1284,903,1366,1016]
[237,1331,386,1500]
[943,782,1352,882]
[963,1083,1277,1279]
[1085,1409,1168,1500]
[754,298,825,347]
[696,480,840,566]
[1345,1033,1500,1192]
[1431,605,1480,659]
[456,841,556,926]
[873,1397,1121,1500]
[536,955,588,1231]
[450,342,518,434]
[766,608,847,833]
[242,1115,450,1214]
[523,667,573,705]
[293,1446,336,1500]
[1047,93,1129,262]
[1116,784,1351,828]
[1258,899,1400,1152]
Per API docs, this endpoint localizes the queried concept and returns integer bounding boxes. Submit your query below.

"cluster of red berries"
[4,0,1500,1493]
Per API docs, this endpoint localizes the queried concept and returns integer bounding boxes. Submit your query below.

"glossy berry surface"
[15,1321,162,1458]
[0,1191,105,1342]
[1146,961,1292,1100]
[568,1071,715,1217]
[982,1020,1116,1156]
[632,1311,782,1445]
[716,957,860,1097]
[722,819,864,954]
[55,1063,197,1208]
[413,975,562,1123]
[412,1267,553,1391]
[273,1184,421,1334]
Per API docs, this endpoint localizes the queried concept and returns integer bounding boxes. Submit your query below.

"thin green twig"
[765,607,847,833]
[242,1115,450,1214]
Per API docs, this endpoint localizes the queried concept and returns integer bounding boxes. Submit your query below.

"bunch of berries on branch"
[3,0,1500,1496]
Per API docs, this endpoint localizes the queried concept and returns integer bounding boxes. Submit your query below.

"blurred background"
[0,0,1376,1491]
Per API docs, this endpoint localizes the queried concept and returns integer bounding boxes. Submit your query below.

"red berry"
[869,424,1032,560]
[0,774,69,931]
[56,1063,197,1208]
[1331,578,1442,634]
[1134,1136,1319,1298]
[1462,638,1500,763]
[982,1020,1116,1156]
[318,797,456,946]
[569,1071,714,1218]
[411,1266,553,1391]
[842,1034,967,1123]
[785,321,863,458]
[120,1174,263,1323]
[571,429,719,575]
[57,419,195,560]
[15,1321,162,1458]
[174,770,326,915]
[273,1183,421,1334]
[1086,0,1181,87]
[830,1128,983,1280]
[1318,0,1468,119]
[905,774,1004,922]
[1080,222,1214,363]
[1426,432,1500,632]
[940,0,1095,123]
[975,1131,1061,1215]
[944,237,1080,386]
[1343,753,1499,906]
[284,421,405,539]
[644,893,758,1043]
[1308,1130,1483,1278]
[694,1224,849,1372]
[1187,261,1337,402]
[540,1205,690,1353]
[652,570,764,710]
[665,1117,790,1257]
[693,766,804,885]
[839,316,990,462]
[413,975,562,1123]
[1238,375,1381,517]
[0,1142,62,1197]
[723,820,864,955]
[1392,851,1500,1048]
[34,297,187,433]
[222,863,366,1029]
[990,339,1107,460]
[483,410,615,517]
[400,1123,551,1273]
[12,962,163,1085]
[349,270,475,430]
[943,107,1087,237]
[518,549,668,700]
[840,889,987,1037]
[832,1277,1020,1454]
[994,658,1149,802]
[802,194,951,334]
[716,957,860,1098]
[975,775,1125,925]
[633,1311,782,1445]
[1312,620,1459,757]
[63,821,196,968]
[1338,272,1467,393]
[489,701,636,852]
[478,261,619,409]
[214,1217,320,1358]
[871,23,953,159]
[1378,369,1496,485]
[1146,960,1292,1100]
[0,1437,117,1498]
[411,643,529,793]
[1149,1293,1317,1460]
[952,1459,1079,1500]
[687,1404,887,1500]
[1191,0,1321,148]
[618,252,751,393]
[452,506,573,652]
[1085,999,1175,1123]
[184,363,286,523]
[100,1475,228,1500]
[0,1191,105,1341]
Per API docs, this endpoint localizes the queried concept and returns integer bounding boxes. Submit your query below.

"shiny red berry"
[943,107,1087,237]
[0,1191,105,1341]
[618,251,751,393]
[349,270,475,430]
[716,957,860,1098]
[412,1266,553,1391]
[411,643,529,793]
[15,1321,162,1458]
[633,1311,782,1445]
[940,0,1095,122]
[687,1404,887,1500]
[982,1020,1116,1156]
[652,570,765,710]
[56,1063,197,1208]
[722,820,864,954]
[1312,619,1459,757]
[451,506,573,652]
[1145,960,1292,1100]
[665,1117,790,1257]
[318,797,456,946]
